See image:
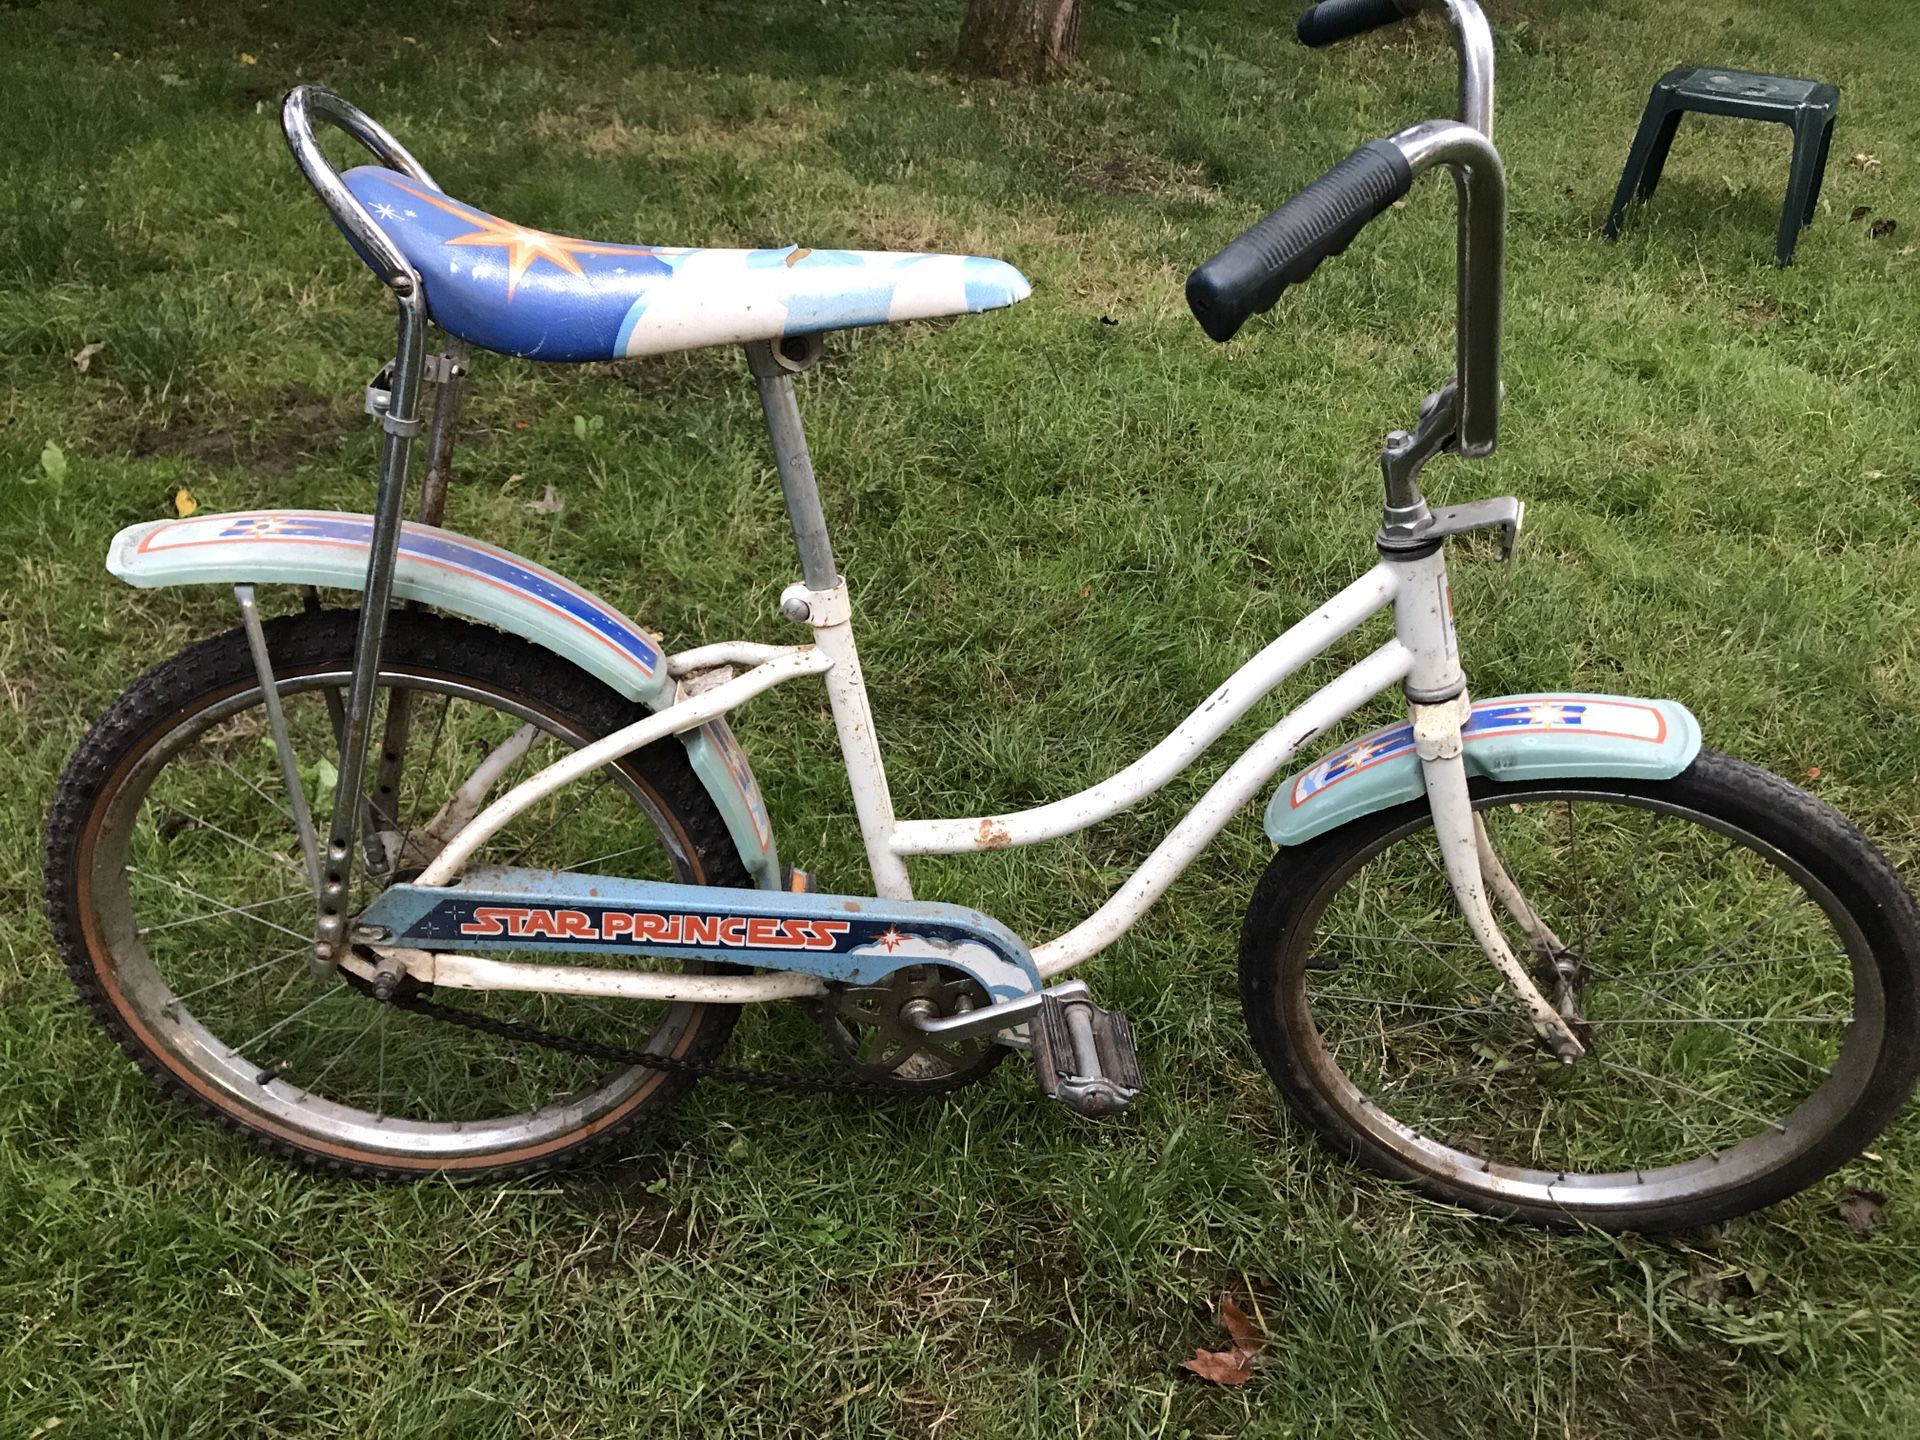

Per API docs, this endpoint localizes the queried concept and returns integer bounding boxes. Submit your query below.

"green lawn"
[6,0,1920,1435]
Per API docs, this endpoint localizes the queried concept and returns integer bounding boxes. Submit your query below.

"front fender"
[109,510,781,888]
[1267,693,1703,846]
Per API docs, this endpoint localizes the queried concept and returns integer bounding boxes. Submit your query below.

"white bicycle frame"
[300,0,1578,1054]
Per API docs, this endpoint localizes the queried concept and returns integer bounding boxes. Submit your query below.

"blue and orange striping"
[140,512,660,677]
[1291,697,1670,807]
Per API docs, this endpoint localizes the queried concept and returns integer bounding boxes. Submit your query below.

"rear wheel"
[45,609,754,1181]
[1240,753,1920,1230]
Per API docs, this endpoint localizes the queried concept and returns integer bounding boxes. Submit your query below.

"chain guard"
[812,964,1007,1093]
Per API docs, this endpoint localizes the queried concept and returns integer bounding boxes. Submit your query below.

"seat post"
[744,339,837,589]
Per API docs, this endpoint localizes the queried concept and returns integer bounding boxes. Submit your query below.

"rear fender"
[1267,692,1703,845]
[108,510,780,888]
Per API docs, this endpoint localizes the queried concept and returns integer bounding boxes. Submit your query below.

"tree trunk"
[957,0,1080,83]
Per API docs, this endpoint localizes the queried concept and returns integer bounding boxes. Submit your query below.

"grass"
[4,0,1920,1434]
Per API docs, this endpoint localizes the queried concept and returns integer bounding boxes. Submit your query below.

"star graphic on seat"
[382,177,664,299]
[876,927,905,953]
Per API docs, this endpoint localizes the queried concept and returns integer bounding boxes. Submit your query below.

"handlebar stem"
[1386,119,1504,456]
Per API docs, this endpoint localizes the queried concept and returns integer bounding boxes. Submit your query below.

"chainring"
[813,964,1008,1092]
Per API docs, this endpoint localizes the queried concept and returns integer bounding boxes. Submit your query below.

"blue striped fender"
[1267,693,1703,846]
[107,510,780,889]
[360,864,1044,1000]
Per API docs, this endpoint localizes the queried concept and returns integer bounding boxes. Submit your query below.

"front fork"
[1414,695,1586,1063]
[1390,534,1585,1063]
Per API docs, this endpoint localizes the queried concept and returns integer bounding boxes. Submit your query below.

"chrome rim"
[1283,787,1882,1213]
[82,662,715,1166]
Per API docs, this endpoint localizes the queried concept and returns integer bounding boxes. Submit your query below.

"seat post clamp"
[381,411,424,438]
[779,577,851,628]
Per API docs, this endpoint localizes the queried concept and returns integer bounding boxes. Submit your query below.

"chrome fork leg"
[312,296,429,970]
[1414,696,1584,1062]
[235,585,322,894]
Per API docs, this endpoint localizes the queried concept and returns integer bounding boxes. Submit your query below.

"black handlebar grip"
[1296,0,1414,48]
[1186,139,1413,343]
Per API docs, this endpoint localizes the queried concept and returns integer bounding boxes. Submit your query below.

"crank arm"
[909,979,1090,1042]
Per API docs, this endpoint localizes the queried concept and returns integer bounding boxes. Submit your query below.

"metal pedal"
[1029,991,1143,1117]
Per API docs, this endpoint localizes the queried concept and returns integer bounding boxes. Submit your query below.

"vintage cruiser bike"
[45,0,1920,1230]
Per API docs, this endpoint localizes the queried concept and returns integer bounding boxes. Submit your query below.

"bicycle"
[43,0,1920,1230]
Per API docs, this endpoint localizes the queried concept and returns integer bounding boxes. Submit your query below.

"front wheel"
[1240,751,1920,1231]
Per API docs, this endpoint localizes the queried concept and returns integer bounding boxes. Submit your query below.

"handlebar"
[281,86,439,296]
[1295,0,1418,48]
[1186,140,1412,343]
[1184,0,1503,454]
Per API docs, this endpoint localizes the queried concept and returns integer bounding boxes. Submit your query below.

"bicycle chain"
[386,987,934,1099]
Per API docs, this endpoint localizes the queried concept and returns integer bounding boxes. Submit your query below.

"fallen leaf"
[1806,765,1822,779]
[1838,1187,1886,1233]
[239,52,257,65]
[173,486,198,517]
[27,1418,62,1439]
[72,341,105,373]
[1869,218,1898,240]
[527,483,565,515]
[38,441,68,483]
[1847,152,1882,173]
[1219,1297,1260,1352]
[1179,1296,1264,1386]
[1850,204,1872,222]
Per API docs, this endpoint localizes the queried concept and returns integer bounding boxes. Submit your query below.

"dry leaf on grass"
[1869,218,1898,240]
[527,483,565,515]
[1848,153,1882,173]
[173,487,198,518]
[71,341,105,373]
[1850,205,1871,222]
[1179,1296,1264,1386]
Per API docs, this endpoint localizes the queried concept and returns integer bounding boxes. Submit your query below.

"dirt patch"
[129,382,359,475]
[1071,149,1220,205]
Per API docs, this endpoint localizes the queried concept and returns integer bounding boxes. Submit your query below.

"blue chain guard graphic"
[360,866,1043,1001]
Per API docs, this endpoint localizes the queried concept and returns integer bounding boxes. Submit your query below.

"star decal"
[371,201,399,221]
[381,177,664,299]
[876,927,905,953]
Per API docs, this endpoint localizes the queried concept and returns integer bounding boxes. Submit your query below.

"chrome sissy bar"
[279,86,451,969]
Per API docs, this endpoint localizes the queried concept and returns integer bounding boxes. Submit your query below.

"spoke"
[1591,1055,1787,1135]
[1312,991,1502,1015]
[304,1011,379,1095]
[1606,894,1812,1024]
[141,891,308,936]
[560,841,662,875]
[213,756,296,827]
[127,868,314,945]
[158,804,306,876]
[501,771,614,868]
[1585,832,1743,956]
[394,692,454,868]
[1586,964,1835,1076]
[230,984,350,1055]
[1321,931,1486,950]
[1587,1015,1848,1026]
[166,945,309,1005]
[1576,808,1654,957]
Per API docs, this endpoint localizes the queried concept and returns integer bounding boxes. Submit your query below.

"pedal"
[1029,991,1143,1117]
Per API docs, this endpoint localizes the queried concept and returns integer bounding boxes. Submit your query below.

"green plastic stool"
[1605,66,1840,266]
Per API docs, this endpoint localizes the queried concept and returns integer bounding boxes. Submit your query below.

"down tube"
[1030,639,1415,978]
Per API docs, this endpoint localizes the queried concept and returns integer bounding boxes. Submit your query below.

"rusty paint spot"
[842,899,864,912]
[785,246,812,267]
[978,818,1013,849]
